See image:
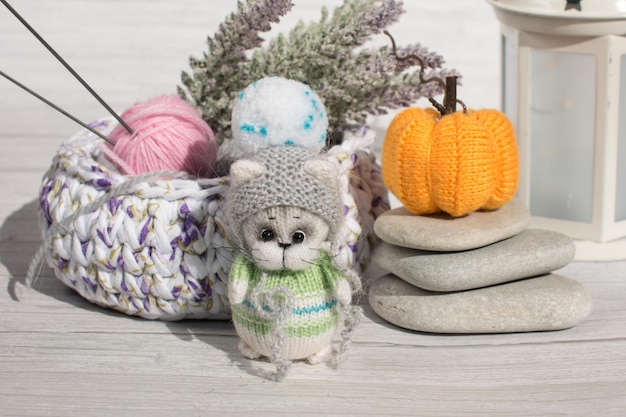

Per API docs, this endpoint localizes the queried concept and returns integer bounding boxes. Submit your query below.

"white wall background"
[0,0,501,153]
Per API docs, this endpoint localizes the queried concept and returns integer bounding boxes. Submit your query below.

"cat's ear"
[230,159,265,187]
[303,159,337,190]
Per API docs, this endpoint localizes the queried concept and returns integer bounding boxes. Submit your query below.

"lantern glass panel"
[616,54,626,221]
[501,33,518,127]
[529,50,596,223]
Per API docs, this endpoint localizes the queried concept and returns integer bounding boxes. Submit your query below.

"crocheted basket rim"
[38,117,389,320]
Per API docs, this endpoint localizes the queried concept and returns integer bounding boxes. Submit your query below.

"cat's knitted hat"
[224,146,342,246]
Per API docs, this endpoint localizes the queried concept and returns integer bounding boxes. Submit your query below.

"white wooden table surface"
[1,1,625,416]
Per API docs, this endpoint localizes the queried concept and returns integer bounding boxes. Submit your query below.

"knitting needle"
[0,69,116,145]
[1,0,134,135]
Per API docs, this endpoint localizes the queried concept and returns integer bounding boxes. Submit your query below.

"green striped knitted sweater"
[229,251,345,360]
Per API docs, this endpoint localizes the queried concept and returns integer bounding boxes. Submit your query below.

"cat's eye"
[292,230,306,244]
[260,229,275,242]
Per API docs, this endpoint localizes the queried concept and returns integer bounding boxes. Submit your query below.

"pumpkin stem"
[443,76,457,114]
[428,75,467,116]
[429,76,467,116]
[456,99,468,113]
[383,31,446,90]
[383,32,465,117]
[428,97,446,114]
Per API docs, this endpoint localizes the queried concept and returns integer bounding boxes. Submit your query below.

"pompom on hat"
[231,77,329,154]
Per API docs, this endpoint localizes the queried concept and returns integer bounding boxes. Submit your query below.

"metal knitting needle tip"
[0,70,116,145]
[1,0,134,135]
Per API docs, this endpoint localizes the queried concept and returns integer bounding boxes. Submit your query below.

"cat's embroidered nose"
[278,242,291,249]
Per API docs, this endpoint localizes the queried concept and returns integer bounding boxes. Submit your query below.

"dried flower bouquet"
[179,0,457,143]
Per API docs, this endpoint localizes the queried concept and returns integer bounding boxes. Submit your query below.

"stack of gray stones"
[369,200,593,334]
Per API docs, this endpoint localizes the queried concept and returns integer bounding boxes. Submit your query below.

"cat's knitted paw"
[306,345,333,365]
[334,278,352,306]
[238,340,262,359]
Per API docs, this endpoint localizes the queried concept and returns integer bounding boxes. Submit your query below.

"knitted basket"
[37,118,389,320]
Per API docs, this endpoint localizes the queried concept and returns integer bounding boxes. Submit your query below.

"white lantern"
[487,0,626,260]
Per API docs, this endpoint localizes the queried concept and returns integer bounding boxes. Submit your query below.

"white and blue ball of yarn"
[231,77,329,154]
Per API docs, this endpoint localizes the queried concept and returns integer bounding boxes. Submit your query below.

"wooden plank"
[1,330,625,416]
[1,1,625,416]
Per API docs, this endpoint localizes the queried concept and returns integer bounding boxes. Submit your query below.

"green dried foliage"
[178,0,457,145]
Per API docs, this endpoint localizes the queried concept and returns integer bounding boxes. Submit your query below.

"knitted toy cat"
[224,77,362,381]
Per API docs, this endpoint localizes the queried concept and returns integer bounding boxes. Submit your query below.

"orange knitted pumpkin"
[382,106,519,217]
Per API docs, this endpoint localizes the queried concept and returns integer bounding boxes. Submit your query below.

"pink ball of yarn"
[102,95,217,177]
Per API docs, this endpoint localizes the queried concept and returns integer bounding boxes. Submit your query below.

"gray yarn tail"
[331,304,363,368]
[265,352,292,382]
[328,253,364,369]
[25,244,46,289]
[250,273,294,382]
[266,302,293,382]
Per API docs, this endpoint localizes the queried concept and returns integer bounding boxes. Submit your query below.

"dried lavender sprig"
[179,0,293,143]
[337,43,457,124]
[246,0,410,131]
[179,0,459,143]
[326,0,405,49]
[275,39,450,128]
[345,67,460,125]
